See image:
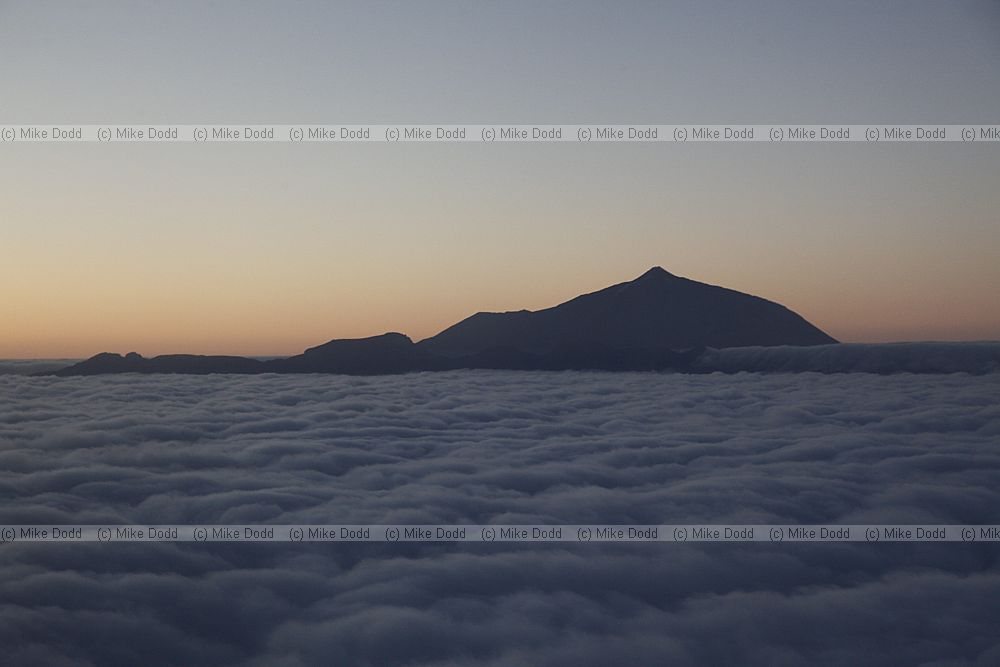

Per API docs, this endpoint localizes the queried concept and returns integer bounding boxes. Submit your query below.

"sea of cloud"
[694,342,1000,375]
[1,370,998,666]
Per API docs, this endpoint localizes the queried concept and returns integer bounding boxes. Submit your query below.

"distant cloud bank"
[0,360,79,375]
[694,341,1000,375]
[18,341,1000,377]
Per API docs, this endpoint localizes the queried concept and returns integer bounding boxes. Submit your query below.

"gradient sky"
[2,0,999,357]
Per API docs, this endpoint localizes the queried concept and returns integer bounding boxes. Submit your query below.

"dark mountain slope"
[51,267,835,376]
[419,267,835,357]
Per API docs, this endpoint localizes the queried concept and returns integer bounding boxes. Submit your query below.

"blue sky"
[1,1,999,355]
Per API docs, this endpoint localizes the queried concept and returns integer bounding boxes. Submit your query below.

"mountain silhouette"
[419,267,835,356]
[52,268,835,376]
[59,352,265,375]
[273,332,446,374]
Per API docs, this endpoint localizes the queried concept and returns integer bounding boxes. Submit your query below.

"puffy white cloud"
[1,370,999,665]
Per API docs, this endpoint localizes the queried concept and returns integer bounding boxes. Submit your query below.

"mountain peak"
[420,267,836,356]
[637,266,675,280]
[53,267,838,377]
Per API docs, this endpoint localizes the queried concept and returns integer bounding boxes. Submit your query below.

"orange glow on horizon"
[4,261,999,359]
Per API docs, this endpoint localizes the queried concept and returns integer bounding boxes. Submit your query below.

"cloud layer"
[694,342,1000,375]
[1,371,999,666]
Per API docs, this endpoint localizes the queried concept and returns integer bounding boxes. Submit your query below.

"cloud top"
[1,371,998,665]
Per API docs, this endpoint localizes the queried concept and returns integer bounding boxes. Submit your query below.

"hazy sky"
[2,0,999,357]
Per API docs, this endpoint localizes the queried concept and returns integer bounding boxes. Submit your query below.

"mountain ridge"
[51,267,836,376]
[418,266,834,356]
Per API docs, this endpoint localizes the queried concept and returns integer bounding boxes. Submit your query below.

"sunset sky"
[2,1,999,357]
